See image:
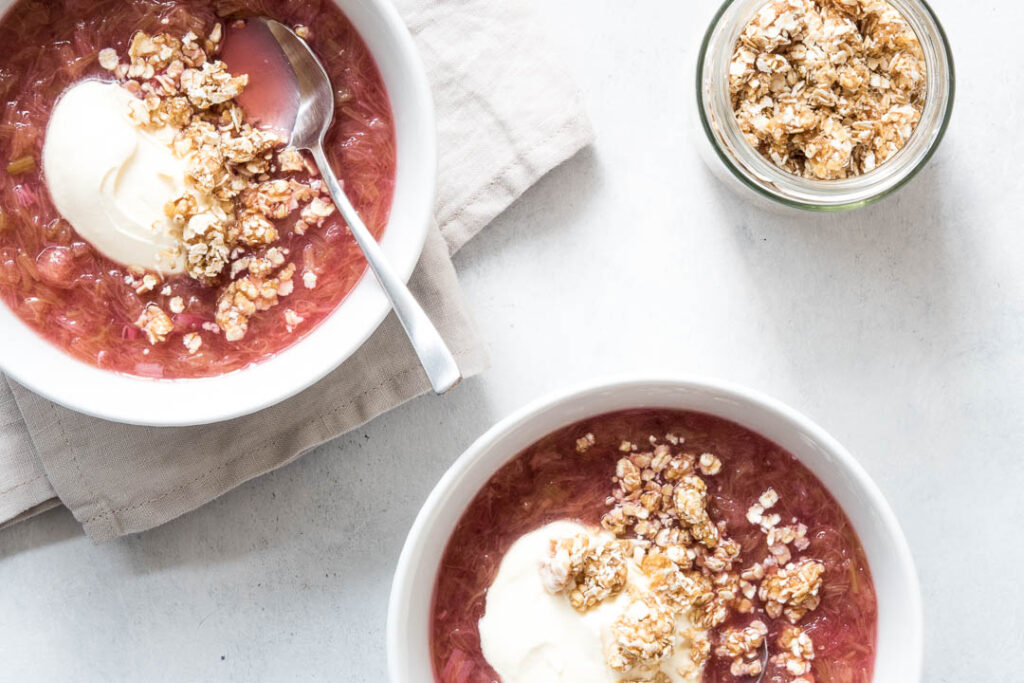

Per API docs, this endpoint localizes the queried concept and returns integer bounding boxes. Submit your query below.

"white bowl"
[0,0,435,426]
[388,377,922,682]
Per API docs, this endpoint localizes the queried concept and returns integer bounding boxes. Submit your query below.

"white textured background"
[1,0,1021,680]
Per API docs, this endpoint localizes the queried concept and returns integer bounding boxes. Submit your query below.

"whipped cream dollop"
[478,520,705,683]
[43,80,186,274]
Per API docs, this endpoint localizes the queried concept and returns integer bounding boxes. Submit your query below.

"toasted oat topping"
[215,263,296,342]
[277,147,306,173]
[135,272,160,294]
[715,620,768,677]
[180,60,247,109]
[771,624,815,676]
[606,595,677,672]
[747,487,809,566]
[135,304,173,344]
[576,432,596,453]
[302,270,318,290]
[182,332,202,354]
[759,559,825,623]
[698,452,723,476]
[540,533,629,611]
[283,308,304,333]
[100,25,340,345]
[730,0,926,179]
[538,431,836,680]
[98,48,119,71]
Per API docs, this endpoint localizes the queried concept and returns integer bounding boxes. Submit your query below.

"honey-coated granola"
[730,0,927,179]
[99,25,338,345]
[539,433,829,681]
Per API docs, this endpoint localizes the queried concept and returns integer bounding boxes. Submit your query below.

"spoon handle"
[310,144,462,395]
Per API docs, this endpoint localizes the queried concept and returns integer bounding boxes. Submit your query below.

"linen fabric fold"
[0,0,594,540]
[0,384,56,527]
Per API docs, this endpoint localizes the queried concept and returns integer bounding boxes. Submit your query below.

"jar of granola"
[694,0,954,211]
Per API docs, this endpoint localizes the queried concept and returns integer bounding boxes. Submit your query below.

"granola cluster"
[606,595,678,674]
[758,558,825,624]
[747,487,812,567]
[99,26,337,345]
[538,533,629,610]
[541,433,829,681]
[729,0,927,179]
[135,303,174,345]
[715,621,768,677]
[772,625,816,679]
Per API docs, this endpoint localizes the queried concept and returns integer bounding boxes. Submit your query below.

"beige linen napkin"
[0,0,593,541]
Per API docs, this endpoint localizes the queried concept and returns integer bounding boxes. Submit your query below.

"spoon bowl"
[256,20,335,149]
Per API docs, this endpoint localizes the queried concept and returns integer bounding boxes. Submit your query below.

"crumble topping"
[606,595,677,673]
[771,625,815,677]
[277,147,305,173]
[576,432,597,453]
[215,263,296,342]
[698,452,722,476]
[302,270,318,290]
[539,534,629,610]
[715,621,768,677]
[136,304,173,344]
[283,308,304,333]
[182,332,202,354]
[97,26,338,347]
[758,558,825,623]
[135,272,160,294]
[729,0,926,179]
[98,48,119,71]
[180,60,247,109]
[540,432,830,681]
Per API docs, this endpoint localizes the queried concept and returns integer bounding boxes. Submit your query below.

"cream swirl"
[43,80,186,273]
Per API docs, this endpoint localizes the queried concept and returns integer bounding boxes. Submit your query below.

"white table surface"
[2,0,1021,680]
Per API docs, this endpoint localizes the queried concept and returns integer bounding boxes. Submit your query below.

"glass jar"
[694,0,955,211]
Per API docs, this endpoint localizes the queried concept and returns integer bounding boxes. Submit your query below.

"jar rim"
[696,0,956,211]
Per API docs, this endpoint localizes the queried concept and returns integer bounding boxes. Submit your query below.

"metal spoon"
[754,639,768,682]
[251,18,461,394]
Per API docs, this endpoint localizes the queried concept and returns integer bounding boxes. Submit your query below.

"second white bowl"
[388,377,922,682]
